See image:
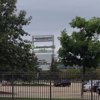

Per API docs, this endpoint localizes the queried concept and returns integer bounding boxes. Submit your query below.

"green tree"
[0,0,38,72]
[49,58,60,72]
[49,58,60,80]
[58,17,100,72]
[58,16,100,100]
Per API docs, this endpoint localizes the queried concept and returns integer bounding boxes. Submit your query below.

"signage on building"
[32,35,54,70]
[36,54,52,70]
[32,35,54,42]
[38,59,50,65]
[34,50,52,53]
[31,44,55,53]
[31,44,55,49]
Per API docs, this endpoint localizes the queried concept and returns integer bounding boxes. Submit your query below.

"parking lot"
[0,83,100,99]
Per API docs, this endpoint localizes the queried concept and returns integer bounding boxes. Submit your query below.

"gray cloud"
[16,0,100,52]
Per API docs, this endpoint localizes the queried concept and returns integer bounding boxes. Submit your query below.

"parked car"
[92,81,100,92]
[96,83,100,95]
[54,79,71,87]
[83,80,99,92]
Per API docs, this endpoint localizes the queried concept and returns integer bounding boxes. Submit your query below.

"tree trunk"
[81,66,85,100]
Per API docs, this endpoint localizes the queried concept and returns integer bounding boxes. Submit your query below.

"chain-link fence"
[0,72,100,100]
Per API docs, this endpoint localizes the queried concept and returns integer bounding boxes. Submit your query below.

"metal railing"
[0,72,100,100]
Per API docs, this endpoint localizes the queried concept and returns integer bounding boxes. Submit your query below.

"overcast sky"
[16,0,100,53]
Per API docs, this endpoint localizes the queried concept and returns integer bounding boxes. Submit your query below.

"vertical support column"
[32,36,34,53]
[91,72,93,100]
[12,72,14,100]
[52,35,55,60]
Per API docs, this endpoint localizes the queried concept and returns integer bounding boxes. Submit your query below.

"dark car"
[92,81,100,92]
[96,83,100,95]
[96,88,100,95]
[54,79,71,87]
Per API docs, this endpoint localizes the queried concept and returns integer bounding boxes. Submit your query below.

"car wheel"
[55,85,58,87]
[83,90,86,92]
[98,91,100,95]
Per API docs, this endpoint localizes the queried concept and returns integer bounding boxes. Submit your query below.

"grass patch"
[3,84,49,86]
[0,98,89,100]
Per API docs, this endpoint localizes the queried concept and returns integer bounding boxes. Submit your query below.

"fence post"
[91,72,93,100]
[81,67,85,100]
[50,71,52,100]
[12,72,14,100]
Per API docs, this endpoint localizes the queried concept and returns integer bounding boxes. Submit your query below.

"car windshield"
[98,83,100,86]
[86,82,91,85]
[95,81,100,85]
[86,81,96,85]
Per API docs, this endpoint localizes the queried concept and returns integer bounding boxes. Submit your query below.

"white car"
[83,80,99,92]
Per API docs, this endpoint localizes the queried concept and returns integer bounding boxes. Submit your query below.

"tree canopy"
[0,0,38,72]
[58,16,100,73]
